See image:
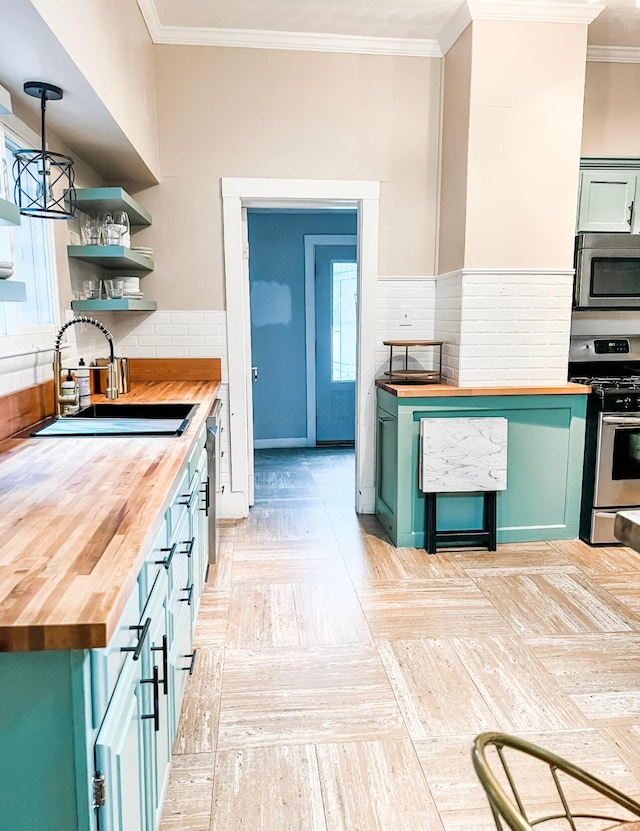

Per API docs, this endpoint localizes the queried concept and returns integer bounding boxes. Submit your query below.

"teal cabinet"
[375,390,588,548]
[94,651,148,831]
[0,422,210,831]
[577,169,638,233]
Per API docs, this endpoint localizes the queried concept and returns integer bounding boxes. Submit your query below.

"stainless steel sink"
[26,403,199,438]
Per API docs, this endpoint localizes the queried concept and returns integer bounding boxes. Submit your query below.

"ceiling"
[150,0,640,49]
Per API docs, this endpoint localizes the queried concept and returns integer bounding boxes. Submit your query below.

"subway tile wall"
[435,271,573,386]
[434,272,463,384]
[375,278,437,378]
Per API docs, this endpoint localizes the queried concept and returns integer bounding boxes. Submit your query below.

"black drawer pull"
[182,536,195,558]
[151,635,168,696]
[179,489,197,509]
[179,650,197,675]
[199,480,210,514]
[141,665,160,731]
[179,583,194,606]
[121,617,151,661]
[154,543,177,570]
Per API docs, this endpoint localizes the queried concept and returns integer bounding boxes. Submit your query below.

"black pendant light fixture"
[13,81,76,220]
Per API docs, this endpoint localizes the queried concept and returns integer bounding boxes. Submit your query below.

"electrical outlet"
[400,306,412,326]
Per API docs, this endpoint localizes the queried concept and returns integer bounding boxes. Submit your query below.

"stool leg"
[425,493,437,555]
[484,491,497,551]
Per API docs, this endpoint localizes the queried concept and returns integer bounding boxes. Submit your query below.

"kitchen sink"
[70,403,198,420]
[26,403,199,438]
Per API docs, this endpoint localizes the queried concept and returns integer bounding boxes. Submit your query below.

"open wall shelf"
[71,299,157,312]
[0,197,20,227]
[67,245,153,272]
[71,188,152,227]
[0,281,27,302]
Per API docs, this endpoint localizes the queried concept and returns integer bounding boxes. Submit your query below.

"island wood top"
[0,380,219,653]
[376,381,591,397]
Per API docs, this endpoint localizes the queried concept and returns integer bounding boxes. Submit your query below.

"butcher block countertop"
[376,381,591,397]
[0,380,219,653]
[614,510,640,552]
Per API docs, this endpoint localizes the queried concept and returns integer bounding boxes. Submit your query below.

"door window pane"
[331,260,357,382]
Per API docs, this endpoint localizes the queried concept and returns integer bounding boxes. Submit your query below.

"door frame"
[304,233,357,449]
[222,177,380,517]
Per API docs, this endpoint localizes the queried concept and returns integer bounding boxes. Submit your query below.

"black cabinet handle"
[182,537,195,558]
[179,489,197,509]
[179,650,197,675]
[179,583,194,606]
[154,543,177,570]
[629,201,635,226]
[121,617,151,661]
[151,635,168,696]
[141,664,160,732]
[199,480,209,515]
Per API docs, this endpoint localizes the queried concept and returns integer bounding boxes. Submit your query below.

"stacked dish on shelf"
[131,245,153,258]
[122,276,143,299]
[0,260,13,279]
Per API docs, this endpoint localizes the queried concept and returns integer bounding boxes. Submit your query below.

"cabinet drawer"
[138,520,169,612]
[187,424,207,482]
[165,465,191,541]
[90,580,142,729]
[169,597,194,737]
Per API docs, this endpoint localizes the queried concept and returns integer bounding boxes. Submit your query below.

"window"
[331,260,357,382]
[0,123,58,341]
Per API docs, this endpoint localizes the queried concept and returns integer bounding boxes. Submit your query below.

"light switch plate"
[400,306,411,326]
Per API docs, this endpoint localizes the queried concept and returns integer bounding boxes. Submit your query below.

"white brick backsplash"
[435,270,573,386]
[376,277,437,376]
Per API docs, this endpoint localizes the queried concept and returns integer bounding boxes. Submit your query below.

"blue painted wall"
[248,210,357,443]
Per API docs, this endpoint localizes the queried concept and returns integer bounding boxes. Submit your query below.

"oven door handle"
[602,416,640,426]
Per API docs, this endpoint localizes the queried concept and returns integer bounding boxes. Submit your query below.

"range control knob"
[624,396,633,408]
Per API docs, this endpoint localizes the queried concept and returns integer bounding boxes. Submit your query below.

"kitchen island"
[376,380,590,548]
[0,376,219,831]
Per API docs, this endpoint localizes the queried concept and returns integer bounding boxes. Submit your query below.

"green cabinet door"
[94,654,148,831]
[577,171,637,232]
[141,572,172,831]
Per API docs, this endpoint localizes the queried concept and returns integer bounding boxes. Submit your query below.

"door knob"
[251,366,258,382]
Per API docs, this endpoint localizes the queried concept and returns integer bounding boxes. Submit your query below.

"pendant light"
[13,81,76,220]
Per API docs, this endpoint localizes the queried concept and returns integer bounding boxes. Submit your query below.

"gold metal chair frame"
[472,732,640,831]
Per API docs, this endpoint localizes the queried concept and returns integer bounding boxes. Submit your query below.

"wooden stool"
[424,491,497,555]
[420,416,507,555]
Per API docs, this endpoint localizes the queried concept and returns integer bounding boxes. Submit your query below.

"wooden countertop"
[376,381,591,397]
[0,380,219,653]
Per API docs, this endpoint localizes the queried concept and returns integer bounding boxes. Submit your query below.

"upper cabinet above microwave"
[577,159,640,234]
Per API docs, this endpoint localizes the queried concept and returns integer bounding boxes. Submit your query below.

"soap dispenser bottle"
[60,370,79,416]
[76,358,91,409]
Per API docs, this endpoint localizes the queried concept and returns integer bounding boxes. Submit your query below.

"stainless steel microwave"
[575,233,640,310]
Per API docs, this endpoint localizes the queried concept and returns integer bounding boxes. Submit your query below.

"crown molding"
[136,2,442,57]
[587,45,640,63]
[438,2,473,55]
[136,0,163,42]
[467,1,605,25]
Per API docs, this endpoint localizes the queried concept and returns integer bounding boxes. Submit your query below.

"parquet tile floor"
[159,448,640,830]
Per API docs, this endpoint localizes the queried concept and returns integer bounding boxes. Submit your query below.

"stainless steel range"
[570,335,640,544]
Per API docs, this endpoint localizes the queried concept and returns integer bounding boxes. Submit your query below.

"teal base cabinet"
[0,423,210,831]
[376,389,588,548]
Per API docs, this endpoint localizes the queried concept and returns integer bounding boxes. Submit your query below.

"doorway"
[221,177,380,517]
[247,210,357,449]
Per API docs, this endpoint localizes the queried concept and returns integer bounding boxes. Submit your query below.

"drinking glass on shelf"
[104,278,124,299]
[82,279,101,299]
[96,211,113,245]
[111,211,130,248]
[82,217,101,246]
